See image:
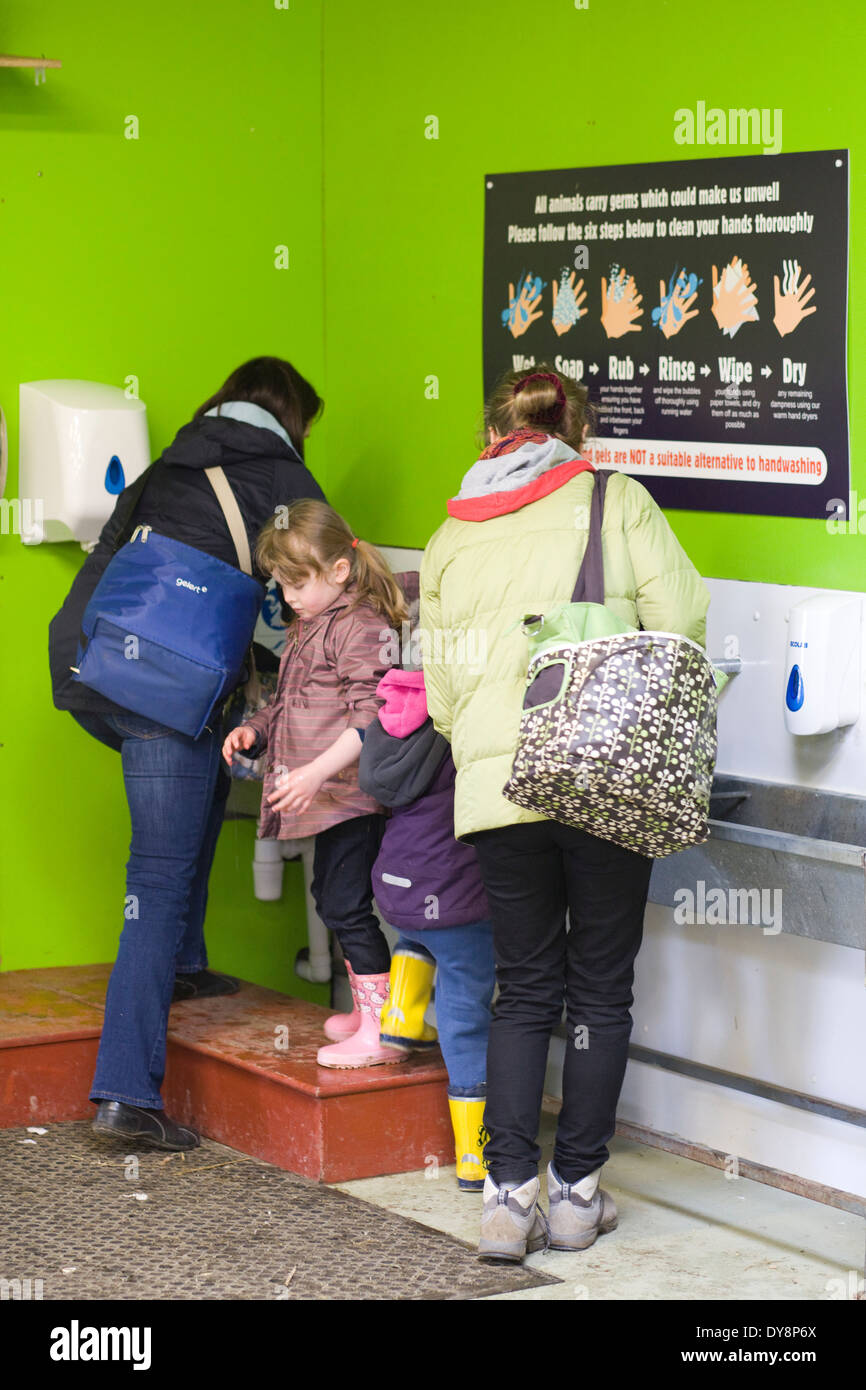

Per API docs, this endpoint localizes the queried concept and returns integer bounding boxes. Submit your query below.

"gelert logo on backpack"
[175,577,209,594]
[49,1320,152,1370]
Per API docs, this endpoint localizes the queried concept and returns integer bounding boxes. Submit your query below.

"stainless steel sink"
[649,775,866,950]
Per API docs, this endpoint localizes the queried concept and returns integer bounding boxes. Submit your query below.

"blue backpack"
[73,466,264,738]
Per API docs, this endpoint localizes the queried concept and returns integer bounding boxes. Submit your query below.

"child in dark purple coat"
[359,665,495,1190]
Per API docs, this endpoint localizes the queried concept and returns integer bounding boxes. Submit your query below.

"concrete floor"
[337,1109,865,1301]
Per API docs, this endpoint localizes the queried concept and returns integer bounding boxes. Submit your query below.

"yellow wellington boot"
[378,949,438,1051]
[449,1096,489,1192]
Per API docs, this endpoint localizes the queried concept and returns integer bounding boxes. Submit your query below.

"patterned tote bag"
[503,471,718,858]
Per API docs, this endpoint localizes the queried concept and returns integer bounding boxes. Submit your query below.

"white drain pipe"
[252,837,332,983]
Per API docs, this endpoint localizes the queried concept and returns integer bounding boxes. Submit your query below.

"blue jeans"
[394,922,495,1095]
[74,711,227,1108]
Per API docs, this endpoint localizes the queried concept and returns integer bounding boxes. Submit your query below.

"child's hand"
[267,762,326,815]
[222,724,257,767]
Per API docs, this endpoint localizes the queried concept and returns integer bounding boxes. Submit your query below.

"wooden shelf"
[0,56,62,69]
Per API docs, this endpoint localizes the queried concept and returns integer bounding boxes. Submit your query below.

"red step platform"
[0,966,453,1182]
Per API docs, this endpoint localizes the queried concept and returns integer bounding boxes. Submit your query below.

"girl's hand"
[267,762,326,815]
[222,724,257,767]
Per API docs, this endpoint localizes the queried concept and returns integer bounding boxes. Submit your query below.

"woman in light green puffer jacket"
[419,367,710,1263]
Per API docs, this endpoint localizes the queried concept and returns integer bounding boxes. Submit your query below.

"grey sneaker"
[478,1175,550,1264]
[547,1162,618,1250]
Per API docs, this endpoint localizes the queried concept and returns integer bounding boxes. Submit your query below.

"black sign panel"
[483,151,849,518]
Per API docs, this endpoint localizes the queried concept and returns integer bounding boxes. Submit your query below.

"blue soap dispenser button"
[786,663,805,712]
[105,456,125,494]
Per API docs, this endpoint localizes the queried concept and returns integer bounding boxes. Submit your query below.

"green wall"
[0,0,327,994]
[2,0,864,979]
[320,0,864,586]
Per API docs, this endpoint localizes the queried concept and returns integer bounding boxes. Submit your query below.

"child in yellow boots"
[358,655,496,1191]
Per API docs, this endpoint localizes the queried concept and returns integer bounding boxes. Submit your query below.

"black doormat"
[0,1123,561,1301]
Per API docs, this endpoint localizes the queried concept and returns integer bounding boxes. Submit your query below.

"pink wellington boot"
[323,962,361,1042]
[317,969,404,1069]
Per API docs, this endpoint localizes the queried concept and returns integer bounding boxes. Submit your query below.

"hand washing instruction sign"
[483,150,849,518]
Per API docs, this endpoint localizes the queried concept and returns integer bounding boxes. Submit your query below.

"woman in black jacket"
[49,357,325,1150]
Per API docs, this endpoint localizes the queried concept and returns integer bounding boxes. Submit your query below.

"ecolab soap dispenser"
[18,380,150,547]
[784,593,862,735]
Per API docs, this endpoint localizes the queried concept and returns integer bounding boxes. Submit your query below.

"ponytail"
[349,538,408,630]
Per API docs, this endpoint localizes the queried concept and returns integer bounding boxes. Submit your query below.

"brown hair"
[195,356,324,458]
[482,365,596,453]
[256,500,407,629]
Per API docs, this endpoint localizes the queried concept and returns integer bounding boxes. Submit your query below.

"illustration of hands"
[600,266,643,338]
[773,260,816,337]
[653,267,701,339]
[502,273,545,338]
[711,256,759,337]
[551,270,587,335]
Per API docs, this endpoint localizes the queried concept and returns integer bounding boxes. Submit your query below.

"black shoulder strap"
[571,468,612,605]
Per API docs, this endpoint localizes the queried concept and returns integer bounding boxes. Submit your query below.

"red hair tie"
[351,538,359,548]
[512,372,567,408]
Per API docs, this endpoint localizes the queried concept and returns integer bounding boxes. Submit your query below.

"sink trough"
[649,775,866,951]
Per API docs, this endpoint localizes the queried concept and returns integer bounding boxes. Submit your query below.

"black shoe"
[172,969,240,1002]
[92,1101,201,1151]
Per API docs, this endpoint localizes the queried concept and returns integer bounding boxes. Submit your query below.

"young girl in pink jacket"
[222,499,407,1067]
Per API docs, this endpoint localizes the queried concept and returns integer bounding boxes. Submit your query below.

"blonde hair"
[482,364,596,452]
[256,499,407,629]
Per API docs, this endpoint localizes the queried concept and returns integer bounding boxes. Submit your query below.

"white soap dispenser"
[784,593,861,735]
[18,380,150,548]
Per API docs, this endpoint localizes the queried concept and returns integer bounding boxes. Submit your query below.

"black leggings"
[470,820,653,1185]
[311,813,390,976]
